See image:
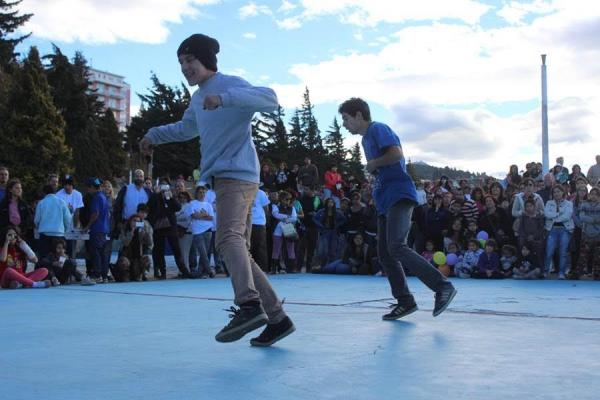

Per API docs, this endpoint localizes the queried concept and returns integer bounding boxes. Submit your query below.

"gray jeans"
[378,199,450,302]
[214,178,286,323]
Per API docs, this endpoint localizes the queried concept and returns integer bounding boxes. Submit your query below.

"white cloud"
[498,0,558,25]
[20,0,220,44]
[239,2,272,19]
[243,32,257,39]
[274,0,491,29]
[271,1,600,174]
[278,0,297,13]
[276,16,302,30]
[353,32,363,41]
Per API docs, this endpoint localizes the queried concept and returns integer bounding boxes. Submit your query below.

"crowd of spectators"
[1,153,600,289]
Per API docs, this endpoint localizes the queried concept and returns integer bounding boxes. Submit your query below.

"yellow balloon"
[433,251,446,265]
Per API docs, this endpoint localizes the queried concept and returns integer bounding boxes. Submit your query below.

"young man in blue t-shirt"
[83,177,111,283]
[338,98,457,319]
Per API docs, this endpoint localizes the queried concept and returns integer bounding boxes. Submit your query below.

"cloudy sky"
[17,0,600,177]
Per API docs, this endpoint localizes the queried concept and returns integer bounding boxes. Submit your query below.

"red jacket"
[324,171,343,190]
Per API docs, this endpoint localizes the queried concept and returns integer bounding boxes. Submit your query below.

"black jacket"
[0,197,33,231]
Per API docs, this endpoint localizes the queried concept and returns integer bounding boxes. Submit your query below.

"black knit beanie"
[177,34,220,72]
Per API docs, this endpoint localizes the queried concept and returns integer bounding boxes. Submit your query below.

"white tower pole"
[541,54,549,174]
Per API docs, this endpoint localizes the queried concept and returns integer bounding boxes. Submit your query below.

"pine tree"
[299,87,324,156]
[97,108,127,178]
[251,110,278,158]
[266,105,290,162]
[346,142,365,181]
[288,108,303,160]
[0,0,32,70]
[126,74,197,178]
[324,117,346,168]
[0,47,71,197]
[45,47,111,182]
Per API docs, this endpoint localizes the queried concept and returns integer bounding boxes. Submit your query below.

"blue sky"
[17,0,600,177]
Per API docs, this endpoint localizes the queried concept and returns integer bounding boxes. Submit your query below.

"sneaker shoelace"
[224,306,241,320]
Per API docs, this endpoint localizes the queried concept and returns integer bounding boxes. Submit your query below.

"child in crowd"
[446,241,462,276]
[463,220,479,243]
[421,240,435,265]
[499,244,517,278]
[38,238,95,286]
[1,226,50,289]
[570,187,600,279]
[513,243,542,279]
[472,239,503,279]
[455,239,482,278]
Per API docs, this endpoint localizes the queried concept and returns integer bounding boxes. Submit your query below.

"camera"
[160,184,170,192]
[135,221,145,229]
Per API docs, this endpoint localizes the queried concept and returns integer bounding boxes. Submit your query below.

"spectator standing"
[297,187,322,272]
[586,155,600,186]
[570,187,600,279]
[323,165,343,205]
[148,177,191,280]
[0,166,9,203]
[260,164,276,192]
[274,162,290,191]
[298,157,319,191]
[189,185,215,278]
[250,188,270,272]
[553,157,569,184]
[537,173,555,204]
[314,198,346,269]
[543,185,574,279]
[34,184,71,259]
[0,179,32,237]
[112,169,152,239]
[82,178,111,283]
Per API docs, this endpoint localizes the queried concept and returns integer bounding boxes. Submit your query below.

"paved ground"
[1,270,599,400]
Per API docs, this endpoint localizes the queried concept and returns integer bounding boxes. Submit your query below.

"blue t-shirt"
[0,188,5,204]
[361,122,417,215]
[90,191,110,234]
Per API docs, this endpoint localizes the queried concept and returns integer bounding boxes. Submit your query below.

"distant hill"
[407,159,487,182]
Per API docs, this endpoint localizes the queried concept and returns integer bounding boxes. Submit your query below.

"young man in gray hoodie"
[140,34,294,346]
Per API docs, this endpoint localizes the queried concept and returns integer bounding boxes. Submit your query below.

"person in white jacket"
[543,185,574,279]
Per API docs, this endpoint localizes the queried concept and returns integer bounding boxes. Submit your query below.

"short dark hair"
[137,203,149,213]
[338,97,371,121]
[43,184,55,195]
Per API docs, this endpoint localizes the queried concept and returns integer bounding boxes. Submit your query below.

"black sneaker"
[382,301,418,320]
[250,316,296,347]
[433,284,457,317]
[215,303,268,343]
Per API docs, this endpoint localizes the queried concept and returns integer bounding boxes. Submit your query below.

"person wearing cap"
[139,33,294,346]
[82,178,111,283]
[34,184,72,259]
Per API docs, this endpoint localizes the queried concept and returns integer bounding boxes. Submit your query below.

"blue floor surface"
[1,275,599,400]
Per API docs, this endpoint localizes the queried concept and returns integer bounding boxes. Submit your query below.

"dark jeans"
[152,227,190,277]
[89,232,110,279]
[250,224,269,272]
[378,200,450,302]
